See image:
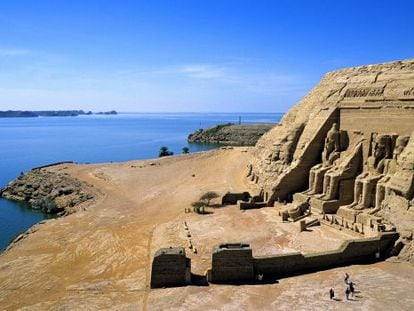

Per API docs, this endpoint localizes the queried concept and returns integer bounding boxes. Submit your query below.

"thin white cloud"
[80,62,312,100]
[0,57,313,112]
[166,63,310,96]
[0,47,33,56]
[178,64,225,79]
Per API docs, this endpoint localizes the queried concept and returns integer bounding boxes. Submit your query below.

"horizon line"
[0,109,287,114]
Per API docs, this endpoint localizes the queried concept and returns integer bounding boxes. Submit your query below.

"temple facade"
[249,59,414,238]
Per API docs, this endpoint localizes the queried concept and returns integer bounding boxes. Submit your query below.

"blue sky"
[0,0,413,113]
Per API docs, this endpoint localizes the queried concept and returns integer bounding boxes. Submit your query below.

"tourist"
[344,272,350,284]
[329,288,335,300]
[349,282,355,297]
[345,287,350,300]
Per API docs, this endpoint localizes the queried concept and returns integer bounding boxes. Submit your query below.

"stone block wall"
[253,232,398,276]
[152,234,397,287]
[150,247,191,288]
[208,243,254,283]
[206,233,397,284]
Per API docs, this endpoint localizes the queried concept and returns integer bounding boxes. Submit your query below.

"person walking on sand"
[349,282,355,297]
[344,272,349,284]
[345,286,350,300]
[329,288,335,300]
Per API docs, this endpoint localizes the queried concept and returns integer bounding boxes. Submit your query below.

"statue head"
[393,136,409,160]
[325,123,339,154]
[325,139,335,154]
[374,135,391,162]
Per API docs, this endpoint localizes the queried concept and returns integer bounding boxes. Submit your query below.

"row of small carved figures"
[403,87,414,96]
[343,87,414,98]
[344,87,384,98]
[184,221,198,254]
[321,214,366,235]
[321,213,392,235]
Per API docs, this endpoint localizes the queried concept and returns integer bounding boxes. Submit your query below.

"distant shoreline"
[0,110,117,118]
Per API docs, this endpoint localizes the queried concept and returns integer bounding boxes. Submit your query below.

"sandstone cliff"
[250,59,414,195]
[188,123,275,146]
[249,58,414,263]
[1,168,96,216]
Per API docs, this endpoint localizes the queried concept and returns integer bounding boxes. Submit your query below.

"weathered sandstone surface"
[248,58,414,264]
[188,123,275,146]
[1,168,96,215]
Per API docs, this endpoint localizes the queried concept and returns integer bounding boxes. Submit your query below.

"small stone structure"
[280,200,310,221]
[207,243,254,283]
[150,247,191,288]
[222,192,251,205]
[238,200,267,210]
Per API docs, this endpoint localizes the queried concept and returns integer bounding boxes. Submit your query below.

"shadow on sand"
[189,274,280,287]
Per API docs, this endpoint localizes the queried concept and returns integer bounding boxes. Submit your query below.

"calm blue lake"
[0,112,282,250]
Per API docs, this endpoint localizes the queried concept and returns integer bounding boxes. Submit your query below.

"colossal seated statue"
[387,131,414,200]
[371,135,410,214]
[317,140,363,201]
[347,134,392,210]
[266,124,304,176]
[269,133,298,165]
[304,123,341,195]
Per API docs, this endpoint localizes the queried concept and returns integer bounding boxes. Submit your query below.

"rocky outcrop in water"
[1,169,96,215]
[188,123,275,146]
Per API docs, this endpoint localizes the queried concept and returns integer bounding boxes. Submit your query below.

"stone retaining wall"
[208,232,398,284]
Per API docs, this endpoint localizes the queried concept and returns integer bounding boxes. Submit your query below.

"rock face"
[188,123,275,146]
[248,58,414,263]
[1,169,96,215]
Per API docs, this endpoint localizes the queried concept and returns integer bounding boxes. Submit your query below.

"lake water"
[0,112,283,250]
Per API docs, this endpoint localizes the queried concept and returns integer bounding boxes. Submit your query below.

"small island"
[0,110,117,118]
[188,123,275,146]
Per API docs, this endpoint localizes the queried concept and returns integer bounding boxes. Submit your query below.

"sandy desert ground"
[0,148,413,310]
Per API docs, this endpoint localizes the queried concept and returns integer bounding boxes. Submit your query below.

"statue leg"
[359,178,378,209]
[370,183,385,215]
[316,174,331,198]
[376,183,384,209]
[323,174,330,195]
[347,180,361,209]
[313,167,331,194]
[324,174,339,200]
[304,170,316,194]
[329,177,339,200]
[361,181,371,209]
